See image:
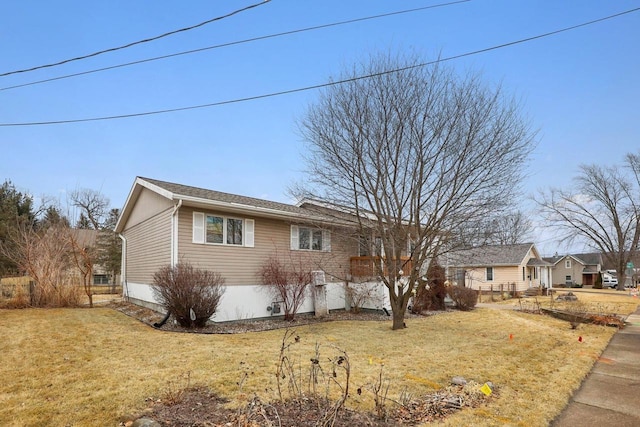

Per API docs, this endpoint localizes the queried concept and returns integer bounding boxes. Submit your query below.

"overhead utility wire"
[0,0,271,78]
[0,0,471,92]
[2,6,638,128]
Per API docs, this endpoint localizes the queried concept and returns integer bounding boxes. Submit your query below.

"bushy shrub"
[152,262,225,328]
[448,285,478,311]
[593,272,603,289]
[411,261,447,313]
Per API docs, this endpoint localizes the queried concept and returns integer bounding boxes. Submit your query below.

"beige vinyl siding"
[126,187,173,229]
[464,265,538,291]
[123,207,172,284]
[551,257,585,286]
[177,207,354,286]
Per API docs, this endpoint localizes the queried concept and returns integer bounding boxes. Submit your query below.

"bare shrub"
[412,261,447,313]
[161,371,191,405]
[0,282,30,308]
[275,329,351,426]
[259,255,311,321]
[152,262,226,328]
[1,223,82,307]
[344,282,376,313]
[448,286,478,311]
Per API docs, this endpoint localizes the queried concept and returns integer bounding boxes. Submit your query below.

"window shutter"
[290,225,299,250]
[244,219,255,247]
[193,212,205,244]
[322,230,331,252]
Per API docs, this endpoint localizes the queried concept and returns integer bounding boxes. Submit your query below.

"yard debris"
[128,381,493,426]
[451,376,467,386]
[556,292,578,301]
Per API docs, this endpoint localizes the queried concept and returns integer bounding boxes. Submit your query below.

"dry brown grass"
[0,295,630,427]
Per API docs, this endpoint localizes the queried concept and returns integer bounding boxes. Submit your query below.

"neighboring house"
[114,177,397,322]
[70,228,115,286]
[446,243,551,292]
[542,253,603,287]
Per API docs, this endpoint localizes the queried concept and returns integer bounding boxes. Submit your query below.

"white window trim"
[486,267,494,281]
[565,259,571,268]
[192,211,254,248]
[290,225,331,252]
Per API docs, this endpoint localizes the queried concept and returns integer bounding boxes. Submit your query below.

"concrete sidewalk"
[552,307,640,426]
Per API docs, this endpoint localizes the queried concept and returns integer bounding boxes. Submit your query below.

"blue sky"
[1,0,638,255]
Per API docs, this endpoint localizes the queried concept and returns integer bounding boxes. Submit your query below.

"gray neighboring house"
[542,253,603,287]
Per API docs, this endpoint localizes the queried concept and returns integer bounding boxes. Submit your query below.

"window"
[193,212,254,247]
[206,215,223,244]
[93,274,109,285]
[565,275,572,284]
[565,259,571,269]
[291,225,330,252]
[227,218,243,245]
[486,267,494,281]
[522,267,525,281]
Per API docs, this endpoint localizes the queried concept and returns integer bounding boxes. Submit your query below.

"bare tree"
[298,52,535,329]
[96,208,122,289]
[489,211,533,245]
[70,188,109,230]
[65,229,95,307]
[536,154,640,290]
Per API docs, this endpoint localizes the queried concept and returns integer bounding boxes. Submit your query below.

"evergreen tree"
[76,213,92,229]
[96,208,122,286]
[0,180,36,276]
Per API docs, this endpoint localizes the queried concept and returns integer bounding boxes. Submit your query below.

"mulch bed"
[126,383,490,427]
[107,300,425,334]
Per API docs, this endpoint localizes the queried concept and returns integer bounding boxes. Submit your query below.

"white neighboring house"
[114,177,394,322]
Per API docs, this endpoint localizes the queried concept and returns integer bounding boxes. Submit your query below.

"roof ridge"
[139,176,298,209]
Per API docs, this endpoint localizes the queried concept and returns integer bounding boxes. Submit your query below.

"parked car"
[603,274,618,288]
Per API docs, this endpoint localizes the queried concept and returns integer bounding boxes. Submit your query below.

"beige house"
[115,177,396,321]
[542,253,603,287]
[447,243,552,292]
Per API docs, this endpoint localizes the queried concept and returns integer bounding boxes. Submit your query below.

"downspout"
[171,199,183,267]
[119,234,128,301]
[153,200,183,329]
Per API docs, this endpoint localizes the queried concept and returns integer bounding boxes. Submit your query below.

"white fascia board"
[115,177,174,233]
[136,177,174,200]
[177,195,315,221]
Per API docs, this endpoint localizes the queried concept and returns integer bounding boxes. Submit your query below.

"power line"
[1,6,638,128]
[0,0,271,78]
[0,0,471,92]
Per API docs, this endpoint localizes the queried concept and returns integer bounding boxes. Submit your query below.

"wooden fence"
[1,276,121,306]
[477,283,518,303]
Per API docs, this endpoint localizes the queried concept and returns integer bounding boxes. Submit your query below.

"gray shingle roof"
[543,252,603,267]
[140,177,311,216]
[448,243,537,267]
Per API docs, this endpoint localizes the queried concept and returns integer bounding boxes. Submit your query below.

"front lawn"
[0,300,629,426]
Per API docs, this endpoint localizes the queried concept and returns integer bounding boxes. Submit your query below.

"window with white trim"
[486,267,494,281]
[193,212,254,247]
[565,259,571,269]
[291,225,331,252]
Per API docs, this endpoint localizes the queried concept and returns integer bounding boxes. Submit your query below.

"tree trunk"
[390,291,407,330]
